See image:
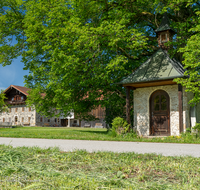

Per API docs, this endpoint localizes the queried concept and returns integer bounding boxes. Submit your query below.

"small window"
[57,118,60,123]
[22,117,24,123]
[28,117,31,122]
[40,117,43,122]
[3,118,5,122]
[160,33,168,43]
[55,118,57,123]
[15,108,18,112]
[74,120,77,124]
[21,96,24,100]
[22,107,24,112]
[29,107,31,112]
[12,97,14,101]
[15,116,18,123]
[9,118,11,122]
[48,119,50,122]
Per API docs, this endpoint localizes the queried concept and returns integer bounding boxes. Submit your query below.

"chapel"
[119,13,200,136]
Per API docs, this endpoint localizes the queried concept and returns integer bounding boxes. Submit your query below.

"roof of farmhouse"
[4,85,45,97]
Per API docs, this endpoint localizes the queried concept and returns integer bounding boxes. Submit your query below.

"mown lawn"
[1,126,200,144]
[0,145,199,189]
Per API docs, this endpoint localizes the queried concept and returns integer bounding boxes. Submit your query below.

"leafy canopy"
[0,0,200,124]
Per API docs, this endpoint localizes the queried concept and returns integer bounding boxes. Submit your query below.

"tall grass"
[0,145,200,189]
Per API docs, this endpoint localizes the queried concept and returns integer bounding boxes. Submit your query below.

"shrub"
[111,117,130,135]
[193,123,200,136]
[186,128,191,133]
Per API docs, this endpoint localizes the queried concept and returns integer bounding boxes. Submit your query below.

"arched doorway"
[150,90,170,136]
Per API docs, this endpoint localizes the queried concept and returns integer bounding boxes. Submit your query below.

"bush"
[193,123,200,136]
[111,117,130,135]
[186,128,191,133]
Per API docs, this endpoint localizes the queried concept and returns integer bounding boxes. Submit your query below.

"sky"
[0,57,29,91]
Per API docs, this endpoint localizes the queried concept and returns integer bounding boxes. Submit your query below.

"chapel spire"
[155,13,176,50]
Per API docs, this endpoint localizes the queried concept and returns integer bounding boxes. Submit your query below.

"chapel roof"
[119,48,185,85]
[155,13,176,33]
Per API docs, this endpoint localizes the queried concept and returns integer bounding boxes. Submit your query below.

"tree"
[175,10,200,106]
[0,90,8,113]
[0,0,200,125]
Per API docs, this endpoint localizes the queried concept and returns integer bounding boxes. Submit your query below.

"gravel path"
[0,137,200,157]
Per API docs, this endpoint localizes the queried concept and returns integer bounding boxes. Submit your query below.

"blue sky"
[0,57,29,91]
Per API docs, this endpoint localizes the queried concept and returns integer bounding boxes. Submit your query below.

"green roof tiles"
[119,49,185,85]
[155,13,176,33]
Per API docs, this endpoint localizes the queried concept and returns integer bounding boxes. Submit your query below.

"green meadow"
[1,126,200,144]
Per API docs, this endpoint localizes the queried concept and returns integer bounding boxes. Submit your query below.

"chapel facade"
[120,13,200,136]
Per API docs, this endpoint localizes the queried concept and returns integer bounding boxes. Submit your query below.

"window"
[48,119,50,122]
[55,118,57,123]
[74,120,77,124]
[161,95,167,111]
[160,33,168,43]
[28,117,31,122]
[40,117,43,122]
[3,118,5,122]
[12,97,14,101]
[9,108,11,113]
[29,107,31,112]
[9,118,11,122]
[15,116,18,123]
[154,96,160,111]
[15,108,18,112]
[58,118,60,123]
[22,107,24,112]
[21,96,24,100]
[22,117,24,123]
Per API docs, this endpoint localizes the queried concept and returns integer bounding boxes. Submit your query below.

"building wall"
[0,105,36,126]
[134,84,190,136]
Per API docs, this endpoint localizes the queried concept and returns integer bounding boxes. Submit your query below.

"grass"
[1,126,200,144]
[0,145,200,189]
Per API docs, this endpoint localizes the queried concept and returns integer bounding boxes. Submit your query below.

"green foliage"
[175,10,200,105]
[1,1,200,123]
[193,123,200,137]
[111,117,130,135]
[186,127,191,133]
[0,90,8,113]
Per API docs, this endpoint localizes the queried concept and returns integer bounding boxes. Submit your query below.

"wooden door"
[61,119,68,127]
[150,90,170,136]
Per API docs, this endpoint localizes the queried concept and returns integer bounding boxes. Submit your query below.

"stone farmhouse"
[120,13,200,136]
[0,85,106,127]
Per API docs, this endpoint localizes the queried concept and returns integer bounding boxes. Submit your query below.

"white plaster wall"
[134,84,190,136]
[0,105,36,126]
[35,112,61,127]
